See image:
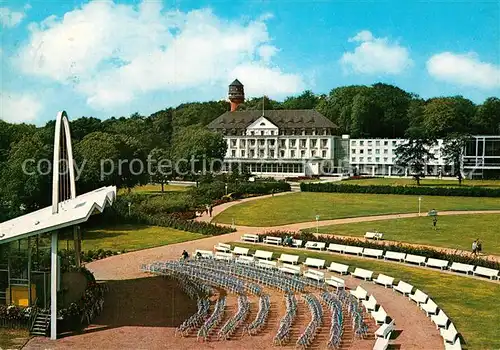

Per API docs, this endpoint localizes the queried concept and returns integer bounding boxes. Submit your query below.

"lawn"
[213,192,500,226]
[0,329,29,349]
[342,178,500,188]
[304,214,500,255]
[80,224,204,251]
[118,184,192,195]
[231,242,500,350]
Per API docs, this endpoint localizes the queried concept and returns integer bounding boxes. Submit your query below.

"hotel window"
[352,149,356,154]
[368,157,372,162]
[280,150,285,158]
[376,141,380,146]
[270,130,274,135]
[375,157,380,162]
[241,150,246,157]
[352,140,357,146]
[351,157,356,162]
[260,131,264,135]
[291,150,296,157]
[290,140,296,147]
[231,140,237,147]
[384,141,388,146]
[301,129,306,135]
[322,150,327,158]
[368,141,373,146]
[311,150,316,157]
[311,139,317,147]
[321,139,328,148]
[231,150,236,157]
[384,157,388,162]
[240,140,246,147]
[392,141,397,146]
[360,149,364,154]
[250,131,255,135]
[259,150,264,157]
[259,140,265,146]
[384,149,388,154]
[360,157,364,162]
[269,139,275,146]
[323,129,328,135]
[360,140,364,146]
[270,150,275,158]
[368,149,372,155]
[301,150,305,157]
[300,140,306,148]
[375,149,380,154]
[250,150,255,157]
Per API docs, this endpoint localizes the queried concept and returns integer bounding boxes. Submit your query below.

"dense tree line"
[0,83,498,217]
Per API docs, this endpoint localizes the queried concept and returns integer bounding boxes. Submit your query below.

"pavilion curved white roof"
[0,186,116,244]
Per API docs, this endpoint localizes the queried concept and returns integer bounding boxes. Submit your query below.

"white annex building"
[210,80,500,178]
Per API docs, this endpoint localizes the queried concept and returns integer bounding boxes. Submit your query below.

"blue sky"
[1,0,499,125]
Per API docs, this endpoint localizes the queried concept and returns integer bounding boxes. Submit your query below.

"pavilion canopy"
[0,186,116,244]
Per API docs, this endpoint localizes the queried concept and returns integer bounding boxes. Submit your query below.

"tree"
[422,96,476,137]
[171,125,227,177]
[442,134,468,185]
[395,138,436,185]
[149,148,171,192]
[281,90,319,110]
[473,97,500,135]
[350,91,383,137]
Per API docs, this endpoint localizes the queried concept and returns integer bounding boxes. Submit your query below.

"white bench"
[263,236,282,245]
[409,289,428,305]
[421,298,438,316]
[375,319,395,339]
[327,262,349,275]
[393,280,413,296]
[473,266,499,280]
[373,274,394,288]
[365,231,384,240]
[373,337,390,350]
[362,295,377,312]
[362,248,384,259]
[256,259,277,269]
[444,338,462,350]
[352,267,373,281]
[214,243,231,253]
[431,310,449,329]
[305,241,326,250]
[349,286,367,300]
[241,233,259,243]
[279,263,301,275]
[303,269,325,282]
[194,249,214,259]
[371,306,388,324]
[292,239,303,247]
[449,262,474,275]
[303,257,325,269]
[327,243,346,253]
[253,250,273,260]
[277,253,299,265]
[214,252,233,261]
[325,276,345,290]
[344,245,363,256]
[426,258,449,270]
[405,254,427,266]
[384,251,406,262]
[236,255,255,264]
[440,322,459,344]
[232,246,249,256]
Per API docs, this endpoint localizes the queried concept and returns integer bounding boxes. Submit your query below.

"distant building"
[209,80,500,178]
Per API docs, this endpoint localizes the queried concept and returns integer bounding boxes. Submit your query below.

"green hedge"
[227,181,291,196]
[300,183,500,197]
[258,231,500,270]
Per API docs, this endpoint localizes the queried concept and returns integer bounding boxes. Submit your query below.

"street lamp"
[225,183,228,196]
[128,202,131,216]
[315,215,320,234]
[418,197,422,216]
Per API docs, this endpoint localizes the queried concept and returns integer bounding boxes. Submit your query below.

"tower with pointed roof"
[228,79,245,112]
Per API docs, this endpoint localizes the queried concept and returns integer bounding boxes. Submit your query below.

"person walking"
[432,216,437,230]
[208,205,213,217]
[472,240,477,255]
[477,239,482,255]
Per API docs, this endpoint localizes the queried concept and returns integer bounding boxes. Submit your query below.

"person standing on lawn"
[477,239,482,255]
[472,240,478,255]
[432,216,437,229]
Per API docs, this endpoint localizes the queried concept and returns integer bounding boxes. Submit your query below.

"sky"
[0,0,499,125]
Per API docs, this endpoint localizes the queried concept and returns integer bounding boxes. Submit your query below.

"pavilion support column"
[74,226,81,267]
[50,231,58,340]
[28,237,32,306]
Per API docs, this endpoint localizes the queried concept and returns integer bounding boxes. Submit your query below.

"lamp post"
[316,215,320,234]
[418,197,422,216]
[225,183,228,196]
[128,202,131,216]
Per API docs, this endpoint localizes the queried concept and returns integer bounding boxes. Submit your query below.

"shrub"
[258,231,500,270]
[300,183,500,197]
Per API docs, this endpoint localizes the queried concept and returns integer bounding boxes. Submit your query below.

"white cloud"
[340,30,412,75]
[426,52,500,90]
[0,7,27,28]
[0,92,42,123]
[16,1,304,109]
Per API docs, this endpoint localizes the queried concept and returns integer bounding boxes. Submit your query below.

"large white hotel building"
[208,80,500,178]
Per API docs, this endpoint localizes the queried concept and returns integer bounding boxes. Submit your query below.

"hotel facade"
[208,80,500,178]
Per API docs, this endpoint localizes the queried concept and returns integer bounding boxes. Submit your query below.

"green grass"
[213,192,500,226]
[80,224,204,251]
[342,178,500,188]
[0,329,29,349]
[304,214,500,255]
[119,184,192,195]
[231,242,500,350]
